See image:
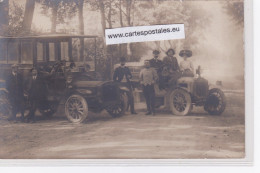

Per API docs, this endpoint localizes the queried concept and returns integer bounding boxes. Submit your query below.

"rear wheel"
[65,95,88,123]
[169,89,192,116]
[106,92,127,118]
[204,88,226,115]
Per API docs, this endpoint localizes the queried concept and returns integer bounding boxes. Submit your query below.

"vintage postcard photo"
[0,0,246,160]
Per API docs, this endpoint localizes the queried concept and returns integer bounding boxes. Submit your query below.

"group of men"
[113,48,194,116]
[5,65,48,123]
[5,61,90,123]
[5,48,194,122]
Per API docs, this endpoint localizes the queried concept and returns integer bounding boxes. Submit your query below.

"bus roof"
[0,34,99,40]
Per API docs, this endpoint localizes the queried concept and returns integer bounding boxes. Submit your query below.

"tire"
[169,89,192,116]
[204,88,226,115]
[106,92,127,118]
[65,95,88,123]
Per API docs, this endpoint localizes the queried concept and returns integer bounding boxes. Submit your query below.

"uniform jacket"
[113,66,132,83]
[149,58,163,71]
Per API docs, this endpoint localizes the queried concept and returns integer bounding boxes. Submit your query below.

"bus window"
[49,43,55,61]
[72,38,80,61]
[0,42,7,63]
[61,42,69,61]
[21,41,33,64]
[37,42,44,61]
[7,41,19,63]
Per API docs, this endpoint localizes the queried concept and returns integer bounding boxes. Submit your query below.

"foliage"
[3,2,24,36]
[135,1,210,52]
[37,0,78,31]
[224,1,244,26]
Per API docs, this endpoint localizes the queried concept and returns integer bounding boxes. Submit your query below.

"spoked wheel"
[204,88,226,115]
[65,95,88,123]
[106,92,127,118]
[169,89,192,116]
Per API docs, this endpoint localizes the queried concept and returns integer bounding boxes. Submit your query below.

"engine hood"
[177,77,195,83]
[72,80,113,88]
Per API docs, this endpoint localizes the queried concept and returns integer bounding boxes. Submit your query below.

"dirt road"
[0,92,245,159]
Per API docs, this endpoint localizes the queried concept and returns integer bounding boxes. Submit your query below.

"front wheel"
[106,92,127,118]
[65,95,88,123]
[204,88,226,115]
[169,89,192,116]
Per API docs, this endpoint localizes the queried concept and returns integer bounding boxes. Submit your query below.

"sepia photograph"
[0,0,245,160]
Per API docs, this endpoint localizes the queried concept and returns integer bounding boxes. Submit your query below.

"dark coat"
[5,73,24,101]
[149,58,163,71]
[26,75,48,100]
[163,56,180,72]
[113,66,132,83]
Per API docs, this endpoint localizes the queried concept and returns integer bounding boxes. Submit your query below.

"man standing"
[26,67,47,123]
[139,60,158,115]
[113,57,137,115]
[149,50,163,72]
[5,64,24,121]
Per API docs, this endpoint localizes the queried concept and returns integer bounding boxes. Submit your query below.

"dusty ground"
[0,91,245,159]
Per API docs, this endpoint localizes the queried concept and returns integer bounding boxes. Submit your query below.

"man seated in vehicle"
[113,57,137,115]
[179,49,194,77]
[81,64,94,80]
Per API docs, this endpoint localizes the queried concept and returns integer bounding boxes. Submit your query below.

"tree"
[76,0,85,61]
[0,0,9,35]
[133,0,210,55]
[38,0,77,33]
[22,0,36,33]
[224,1,244,26]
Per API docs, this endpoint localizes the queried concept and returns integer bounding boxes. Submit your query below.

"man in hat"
[139,60,158,115]
[113,57,137,115]
[26,67,48,122]
[179,50,194,77]
[5,64,25,121]
[149,50,163,72]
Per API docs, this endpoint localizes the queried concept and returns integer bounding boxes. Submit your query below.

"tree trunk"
[108,0,112,28]
[119,0,123,27]
[126,0,132,26]
[99,0,106,36]
[0,0,9,35]
[78,0,84,61]
[22,0,35,33]
[125,0,133,60]
[98,0,107,56]
[51,3,58,33]
[78,0,84,34]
